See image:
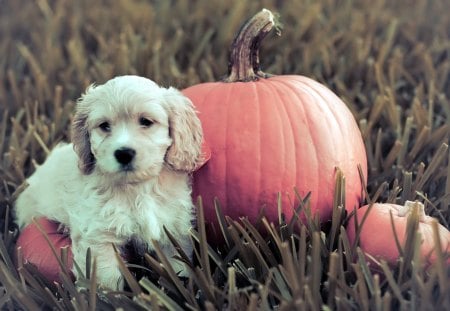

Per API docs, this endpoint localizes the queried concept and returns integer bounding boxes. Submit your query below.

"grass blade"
[139,277,184,311]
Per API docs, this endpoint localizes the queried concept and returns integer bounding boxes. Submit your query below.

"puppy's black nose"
[114,148,136,166]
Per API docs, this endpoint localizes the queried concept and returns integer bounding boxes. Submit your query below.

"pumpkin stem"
[224,9,281,82]
[399,201,427,222]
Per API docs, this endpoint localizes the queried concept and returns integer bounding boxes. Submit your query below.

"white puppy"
[14,75,203,289]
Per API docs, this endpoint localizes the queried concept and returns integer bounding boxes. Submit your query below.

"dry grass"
[0,0,449,310]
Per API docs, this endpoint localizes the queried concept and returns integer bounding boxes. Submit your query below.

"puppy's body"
[14,76,202,289]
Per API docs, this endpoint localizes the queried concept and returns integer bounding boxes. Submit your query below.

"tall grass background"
[0,0,449,309]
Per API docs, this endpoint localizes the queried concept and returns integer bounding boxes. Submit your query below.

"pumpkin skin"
[15,218,74,283]
[184,75,367,229]
[346,202,450,267]
[183,10,367,233]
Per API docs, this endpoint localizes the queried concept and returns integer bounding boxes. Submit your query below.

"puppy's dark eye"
[99,122,111,132]
[139,117,153,128]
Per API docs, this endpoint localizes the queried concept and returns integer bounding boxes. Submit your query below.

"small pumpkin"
[183,9,367,232]
[346,201,450,268]
[15,218,73,283]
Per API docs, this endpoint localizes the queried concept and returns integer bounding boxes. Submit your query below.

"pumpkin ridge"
[302,89,327,216]
[200,82,230,210]
[307,78,360,151]
[276,78,322,215]
[310,82,361,211]
[273,81,294,195]
[306,79,366,210]
[256,79,291,213]
[261,79,296,202]
[224,83,234,210]
[253,82,263,211]
[305,80,348,159]
[286,76,364,211]
[305,79,351,151]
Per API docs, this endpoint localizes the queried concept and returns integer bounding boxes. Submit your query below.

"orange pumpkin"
[183,9,367,232]
[15,218,73,283]
[346,201,450,267]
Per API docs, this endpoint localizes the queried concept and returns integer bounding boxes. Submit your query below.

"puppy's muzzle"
[114,147,136,170]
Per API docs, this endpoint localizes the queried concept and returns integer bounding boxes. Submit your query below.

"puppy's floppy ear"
[164,87,204,172]
[72,87,96,174]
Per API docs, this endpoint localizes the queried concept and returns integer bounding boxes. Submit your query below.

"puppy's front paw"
[72,241,126,291]
[97,266,124,290]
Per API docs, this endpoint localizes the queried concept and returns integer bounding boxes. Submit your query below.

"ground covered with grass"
[0,0,449,310]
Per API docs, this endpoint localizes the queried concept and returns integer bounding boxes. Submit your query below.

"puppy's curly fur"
[14,75,203,289]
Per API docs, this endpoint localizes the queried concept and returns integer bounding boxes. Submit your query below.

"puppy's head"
[72,75,203,182]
